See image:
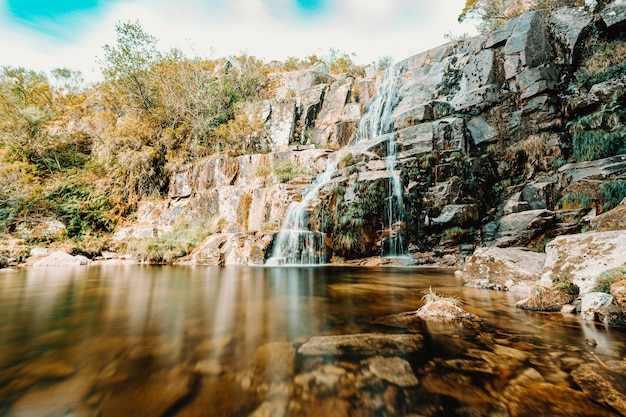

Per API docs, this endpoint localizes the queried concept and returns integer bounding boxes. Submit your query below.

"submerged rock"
[572,363,626,415]
[297,333,423,357]
[366,356,418,387]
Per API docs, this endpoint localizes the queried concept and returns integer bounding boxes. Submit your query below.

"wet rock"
[294,397,350,417]
[601,0,626,30]
[178,373,256,417]
[99,367,193,417]
[20,360,75,380]
[194,359,223,376]
[493,209,555,248]
[508,367,545,386]
[441,359,499,375]
[366,356,418,387]
[32,250,91,267]
[611,279,626,314]
[372,311,424,331]
[504,381,615,417]
[253,342,296,383]
[549,6,594,64]
[248,399,288,417]
[580,292,626,325]
[457,247,545,292]
[297,333,423,357]
[421,372,493,408]
[591,203,626,231]
[581,292,614,320]
[572,363,626,415]
[416,299,481,324]
[540,230,626,294]
[430,204,479,228]
[7,370,92,417]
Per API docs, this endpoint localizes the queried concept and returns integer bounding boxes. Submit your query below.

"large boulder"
[187,232,274,266]
[297,333,424,357]
[493,209,555,247]
[540,230,626,294]
[549,7,594,64]
[591,200,626,231]
[32,251,91,267]
[580,292,626,325]
[600,0,626,30]
[457,247,545,291]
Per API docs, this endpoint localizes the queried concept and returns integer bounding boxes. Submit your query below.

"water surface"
[0,265,625,416]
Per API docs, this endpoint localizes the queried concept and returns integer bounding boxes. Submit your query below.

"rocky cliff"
[116,2,626,270]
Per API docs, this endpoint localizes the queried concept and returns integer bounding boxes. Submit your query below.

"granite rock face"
[110,2,626,267]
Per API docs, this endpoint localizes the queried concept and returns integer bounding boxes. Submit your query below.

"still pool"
[0,265,625,416]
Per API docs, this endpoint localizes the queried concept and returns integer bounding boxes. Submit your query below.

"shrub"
[551,272,579,297]
[119,217,215,263]
[346,165,361,175]
[255,164,271,178]
[557,192,594,210]
[594,264,626,293]
[577,39,626,89]
[260,221,279,231]
[568,97,626,162]
[600,180,626,212]
[340,152,356,168]
[272,160,312,183]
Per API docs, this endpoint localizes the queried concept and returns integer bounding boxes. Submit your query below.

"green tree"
[100,20,175,114]
[458,0,578,31]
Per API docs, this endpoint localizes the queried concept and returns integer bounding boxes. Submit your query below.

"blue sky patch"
[6,0,100,21]
[294,0,326,14]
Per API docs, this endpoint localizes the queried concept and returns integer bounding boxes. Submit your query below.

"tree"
[100,21,173,114]
[458,0,579,32]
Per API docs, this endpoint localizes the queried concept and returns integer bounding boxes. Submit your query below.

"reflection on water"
[0,266,625,417]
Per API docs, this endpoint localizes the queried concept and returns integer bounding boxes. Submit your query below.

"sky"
[0,0,478,82]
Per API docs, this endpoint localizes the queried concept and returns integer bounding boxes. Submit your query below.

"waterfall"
[266,158,338,265]
[355,65,407,257]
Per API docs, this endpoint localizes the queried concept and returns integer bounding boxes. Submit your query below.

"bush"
[557,192,594,210]
[577,40,626,89]
[568,97,626,162]
[272,160,310,183]
[600,180,626,212]
[119,217,215,263]
[594,264,626,293]
[551,272,579,297]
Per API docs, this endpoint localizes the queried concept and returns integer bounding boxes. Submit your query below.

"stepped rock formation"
[115,2,626,268]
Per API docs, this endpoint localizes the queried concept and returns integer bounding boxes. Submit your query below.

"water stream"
[266,158,338,265]
[1,266,625,417]
[354,64,406,257]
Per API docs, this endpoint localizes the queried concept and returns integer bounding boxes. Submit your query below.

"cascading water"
[354,64,406,257]
[266,158,338,265]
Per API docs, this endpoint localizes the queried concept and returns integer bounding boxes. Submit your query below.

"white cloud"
[0,0,478,82]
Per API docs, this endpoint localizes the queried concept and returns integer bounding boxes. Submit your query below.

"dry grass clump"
[517,273,579,312]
